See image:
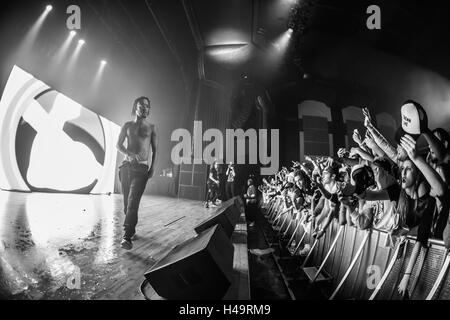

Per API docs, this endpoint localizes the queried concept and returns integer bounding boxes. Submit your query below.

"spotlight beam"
[66,40,85,74]
[15,6,53,63]
[91,60,107,95]
[53,31,77,67]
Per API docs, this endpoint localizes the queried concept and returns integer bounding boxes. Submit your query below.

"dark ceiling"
[2,0,450,111]
[1,0,449,169]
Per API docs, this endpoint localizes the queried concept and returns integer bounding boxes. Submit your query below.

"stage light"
[70,30,77,36]
[287,29,293,38]
[46,5,53,12]
[13,4,53,64]
[273,28,293,52]
[205,43,251,64]
[78,39,85,45]
[101,60,107,65]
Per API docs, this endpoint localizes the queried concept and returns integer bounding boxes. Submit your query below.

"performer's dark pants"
[119,161,149,240]
[225,181,235,200]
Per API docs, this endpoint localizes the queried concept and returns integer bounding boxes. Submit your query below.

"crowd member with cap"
[345,164,376,230]
[347,158,399,238]
[362,104,412,164]
[363,102,449,237]
[360,102,446,296]
[257,100,449,296]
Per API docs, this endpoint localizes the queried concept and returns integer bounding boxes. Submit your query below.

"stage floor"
[0,190,214,300]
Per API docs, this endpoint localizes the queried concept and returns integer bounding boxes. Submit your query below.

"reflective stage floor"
[0,191,212,300]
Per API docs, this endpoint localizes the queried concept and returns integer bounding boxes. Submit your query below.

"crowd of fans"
[259,101,450,297]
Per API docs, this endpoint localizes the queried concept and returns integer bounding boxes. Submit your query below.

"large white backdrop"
[0,65,120,193]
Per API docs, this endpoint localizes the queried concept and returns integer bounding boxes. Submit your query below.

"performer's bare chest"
[128,123,152,139]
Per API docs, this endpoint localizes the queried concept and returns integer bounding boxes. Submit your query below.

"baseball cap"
[350,164,375,195]
[395,100,428,143]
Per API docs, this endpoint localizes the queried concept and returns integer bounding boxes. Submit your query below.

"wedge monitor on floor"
[194,197,241,237]
[144,224,234,300]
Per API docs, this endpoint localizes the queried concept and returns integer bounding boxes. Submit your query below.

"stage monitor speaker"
[194,197,241,237]
[144,224,234,300]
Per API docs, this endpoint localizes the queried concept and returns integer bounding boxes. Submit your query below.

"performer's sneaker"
[121,238,133,250]
[131,234,138,241]
[205,202,209,208]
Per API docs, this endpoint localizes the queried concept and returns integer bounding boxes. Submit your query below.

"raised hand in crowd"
[352,129,363,146]
[400,134,418,161]
[362,107,373,128]
[337,148,349,158]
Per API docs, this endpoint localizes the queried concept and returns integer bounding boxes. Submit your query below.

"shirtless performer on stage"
[116,96,158,250]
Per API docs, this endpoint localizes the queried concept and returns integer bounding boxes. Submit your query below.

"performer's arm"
[148,125,158,178]
[116,123,138,161]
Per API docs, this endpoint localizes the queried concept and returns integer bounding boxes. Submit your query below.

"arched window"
[342,106,365,149]
[298,101,333,161]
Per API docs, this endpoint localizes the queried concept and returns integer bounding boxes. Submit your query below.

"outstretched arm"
[315,202,337,238]
[350,147,374,162]
[423,129,447,164]
[401,134,445,197]
[363,108,398,162]
[316,182,332,200]
[364,131,386,158]
[352,129,372,155]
